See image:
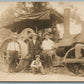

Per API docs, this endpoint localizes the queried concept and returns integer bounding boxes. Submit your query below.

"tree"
[32,2,48,12]
[0,6,16,25]
[58,2,81,24]
[0,2,61,41]
[14,2,49,16]
[0,2,48,25]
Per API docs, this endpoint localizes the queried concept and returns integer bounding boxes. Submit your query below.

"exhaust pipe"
[63,8,70,38]
[81,21,84,34]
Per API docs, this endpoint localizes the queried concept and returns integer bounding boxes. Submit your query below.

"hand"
[36,65,39,68]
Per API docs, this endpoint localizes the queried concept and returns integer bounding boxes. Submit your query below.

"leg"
[31,67,37,74]
[41,50,50,74]
[48,56,53,72]
[44,55,50,74]
[39,66,44,75]
[8,51,15,73]
[23,56,32,71]
[12,51,18,72]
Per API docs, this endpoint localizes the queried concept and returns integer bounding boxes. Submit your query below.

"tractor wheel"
[64,47,84,74]
[0,38,28,72]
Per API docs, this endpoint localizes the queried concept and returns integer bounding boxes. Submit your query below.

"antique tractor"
[0,8,84,74]
[0,28,35,72]
[56,8,84,74]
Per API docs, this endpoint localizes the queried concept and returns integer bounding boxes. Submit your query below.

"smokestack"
[81,21,84,34]
[63,8,70,38]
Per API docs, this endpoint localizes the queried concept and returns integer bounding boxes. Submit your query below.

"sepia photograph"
[0,1,84,81]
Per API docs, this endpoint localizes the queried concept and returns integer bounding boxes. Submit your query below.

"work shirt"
[41,39,54,50]
[33,39,36,45]
[7,41,20,51]
[30,60,42,68]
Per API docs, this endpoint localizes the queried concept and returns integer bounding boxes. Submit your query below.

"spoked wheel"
[0,38,28,72]
[65,46,84,74]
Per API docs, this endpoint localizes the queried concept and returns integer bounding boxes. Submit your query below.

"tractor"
[56,8,84,74]
[0,8,84,75]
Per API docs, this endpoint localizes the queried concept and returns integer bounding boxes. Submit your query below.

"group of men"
[7,31,56,74]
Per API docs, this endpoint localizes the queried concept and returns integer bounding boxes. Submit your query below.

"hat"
[44,32,49,36]
[35,55,40,58]
[12,35,17,38]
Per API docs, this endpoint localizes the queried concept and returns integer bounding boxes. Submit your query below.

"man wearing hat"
[28,33,42,61]
[41,32,55,73]
[7,35,20,73]
[30,55,44,74]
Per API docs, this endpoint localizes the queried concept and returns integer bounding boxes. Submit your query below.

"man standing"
[25,31,32,43]
[41,32,55,73]
[28,33,42,60]
[7,36,20,73]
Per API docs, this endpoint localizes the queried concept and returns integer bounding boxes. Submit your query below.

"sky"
[0,2,16,16]
[0,2,84,35]
[49,2,84,35]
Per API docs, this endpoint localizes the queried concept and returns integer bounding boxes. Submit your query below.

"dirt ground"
[0,66,84,81]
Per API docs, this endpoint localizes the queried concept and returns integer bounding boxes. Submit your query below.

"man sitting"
[30,55,44,74]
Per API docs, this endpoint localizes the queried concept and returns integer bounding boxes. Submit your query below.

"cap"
[44,32,49,36]
[35,55,40,58]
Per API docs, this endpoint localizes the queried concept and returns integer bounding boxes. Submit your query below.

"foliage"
[0,2,61,41]
[0,2,49,24]
[58,2,81,24]
[14,2,49,16]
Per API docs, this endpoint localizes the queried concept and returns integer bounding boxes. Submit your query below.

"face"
[38,32,42,36]
[27,32,31,38]
[33,35,37,40]
[13,37,17,41]
[36,57,40,61]
[45,35,49,40]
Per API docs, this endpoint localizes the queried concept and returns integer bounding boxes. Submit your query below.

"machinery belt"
[62,58,84,63]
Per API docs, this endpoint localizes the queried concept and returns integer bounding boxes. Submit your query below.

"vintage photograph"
[0,1,84,81]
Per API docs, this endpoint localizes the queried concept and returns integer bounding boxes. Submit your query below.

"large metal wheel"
[0,38,28,72]
[64,46,84,74]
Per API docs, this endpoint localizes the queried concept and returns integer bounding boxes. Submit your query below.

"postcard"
[0,1,84,81]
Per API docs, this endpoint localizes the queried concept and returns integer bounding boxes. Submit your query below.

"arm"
[6,44,10,58]
[38,62,42,67]
[27,40,32,56]
[30,61,36,68]
[41,41,44,50]
[51,41,55,49]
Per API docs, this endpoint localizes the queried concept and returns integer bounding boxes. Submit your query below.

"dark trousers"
[41,50,53,69]
[8,51,18,73]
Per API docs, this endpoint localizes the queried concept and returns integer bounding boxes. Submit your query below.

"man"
[25,31,32,44]
[30,55,44,74]
[41,32,55,73]
[7,36,20,73]
[37,31,43,41]
[22,32,42,71]
[28,33,42,60]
